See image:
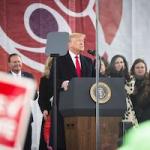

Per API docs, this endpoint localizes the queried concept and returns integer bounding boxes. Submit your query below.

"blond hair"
[43,56,53,78]
[69,33,86,41]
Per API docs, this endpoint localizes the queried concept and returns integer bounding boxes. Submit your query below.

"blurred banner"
[1,0,150,83]
[0,72,36,150]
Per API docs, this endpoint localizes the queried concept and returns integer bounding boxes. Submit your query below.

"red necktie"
[75,56,81,77]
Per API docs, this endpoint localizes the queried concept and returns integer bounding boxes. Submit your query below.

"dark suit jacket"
[55,52,95,87]
[21,72,34,79]
[38,76,53,149]
[49,52,95,149]
[38,76,52,113]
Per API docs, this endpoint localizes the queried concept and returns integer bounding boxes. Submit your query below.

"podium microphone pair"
[87,49,96,56]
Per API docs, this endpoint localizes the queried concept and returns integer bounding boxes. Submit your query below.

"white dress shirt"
[11,71,22,78]
[69,50,81,68]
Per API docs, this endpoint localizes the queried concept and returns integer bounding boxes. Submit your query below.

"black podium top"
[59,77,127,117]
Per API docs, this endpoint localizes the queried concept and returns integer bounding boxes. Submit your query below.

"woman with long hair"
[108,55,138,125]
[130,58,150,123]
[38,56,53,149]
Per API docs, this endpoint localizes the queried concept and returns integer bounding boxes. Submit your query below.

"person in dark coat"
[130,58,150,123]
[49,33,95,150]
[8,53,38,150]
[38,56,53,149]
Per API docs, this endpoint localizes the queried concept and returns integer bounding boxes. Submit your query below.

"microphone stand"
[51,54,59,150]
[95,0,100,150]
[45,31,69,150]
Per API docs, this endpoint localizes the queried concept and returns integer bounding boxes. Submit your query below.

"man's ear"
[68,43,74,51]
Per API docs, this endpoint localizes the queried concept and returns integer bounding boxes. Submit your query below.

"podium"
[59,77,126,150]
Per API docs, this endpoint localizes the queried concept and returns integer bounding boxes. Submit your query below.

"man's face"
[9,55,22,73]
[69,36,85,53]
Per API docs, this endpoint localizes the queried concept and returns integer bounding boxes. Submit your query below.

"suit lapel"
[65,53,77,77]
[80,55,86,76]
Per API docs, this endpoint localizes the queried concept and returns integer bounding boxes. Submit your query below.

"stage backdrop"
[1,0,150,84]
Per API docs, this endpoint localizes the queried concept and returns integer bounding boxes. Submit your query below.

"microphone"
[87,49,96,56]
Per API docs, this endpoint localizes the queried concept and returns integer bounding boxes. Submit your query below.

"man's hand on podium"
[61,80,69,91]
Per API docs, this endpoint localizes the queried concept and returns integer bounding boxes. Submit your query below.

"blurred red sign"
[0,72,35,150]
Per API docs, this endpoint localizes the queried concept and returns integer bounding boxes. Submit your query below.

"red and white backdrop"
[1,0,150,84]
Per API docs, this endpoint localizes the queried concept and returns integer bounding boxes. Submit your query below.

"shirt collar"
[11,71,22,77]
[69,50,80,59]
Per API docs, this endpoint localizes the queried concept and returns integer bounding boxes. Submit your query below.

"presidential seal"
[90,82,111,104]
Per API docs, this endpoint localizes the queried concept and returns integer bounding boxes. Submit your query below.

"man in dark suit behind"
[50,33,95,150]
[57,32,95,91]
[8,53,37,150]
